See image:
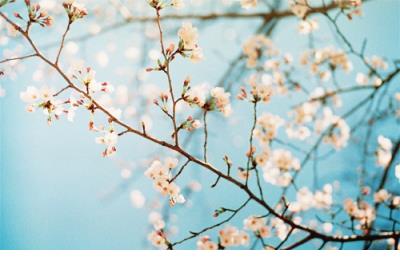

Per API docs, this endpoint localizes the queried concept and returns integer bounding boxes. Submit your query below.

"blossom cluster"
[148,229,169,249]
[177,22,203,63]
[343,198,376,228]
[20,86,70,123]
[315,107,350,149]
[243,214,295,242]
[262,149,301,187]
[243,35,277,68]
[286,88,348,145]
[288,184,333,213]
[197,226,249,249]
[95,129,118,157]
[196,236,218,250]
[183,84,232,116]
[24,0,53,27]
[300,47,353,81]
[335,0,363,18]
[144,158,186,206]
[243,216,270,238]
[254,113,284,144]
[63,0,88,22]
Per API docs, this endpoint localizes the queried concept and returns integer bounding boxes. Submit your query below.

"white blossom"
[241,0,257,9]
[171,0,184,9]
[218,226,249,248]
[289,0,309,19]
[130,190,146,208]
[374,189,391,203]
[243,35,274,68]
[95,130,118,157]
[197,236,218,250]
[145,158,186,206]
[376,135,392,167]
[263,149,300,187]
[210,87,232,116]
[396,164,400,182]
[148,230,168,249]
[178,22,199,50]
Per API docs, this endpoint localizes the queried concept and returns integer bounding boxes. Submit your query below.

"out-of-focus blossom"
[343,199,376,228]
[289,184,333,212]
[0,86,6,97]
[289,0,309,19]
[263,149,300,187]
[322,222,333,233]
[171,0,184,9]
[298,19,319,34]
[315,107,350,149]
[254,113,284,144]
[396,164,400,182]
[243,35,275,68]
[240,0,257,9]
[376,135,392,167]
[130,190,146,208]
[197,236,218,250]
[374,189,391,204]
[218,226,249,248]
[335,0,363,18]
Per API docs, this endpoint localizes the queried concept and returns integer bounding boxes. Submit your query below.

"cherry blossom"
[145,158,186,206]
[63,0,87,22]
[376,135,393,167]
[210,87,232,117]
[289,0,309,19]
[178,22,198,50]
[1,0,399,251]
[197,236,218,250]
[95,130,118,157]
[241,0,257,9]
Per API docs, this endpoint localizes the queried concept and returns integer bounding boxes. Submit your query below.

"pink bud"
[14,12,22,19]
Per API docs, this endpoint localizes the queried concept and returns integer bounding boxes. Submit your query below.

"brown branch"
[0,53,37,64]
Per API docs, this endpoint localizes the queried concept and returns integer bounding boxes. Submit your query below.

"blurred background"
[0,0,399,249]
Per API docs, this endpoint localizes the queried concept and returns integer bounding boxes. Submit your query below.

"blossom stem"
[155,8,179,146]
[55,19,72,65]
[203,110,208,163]
[245,101,258,187]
